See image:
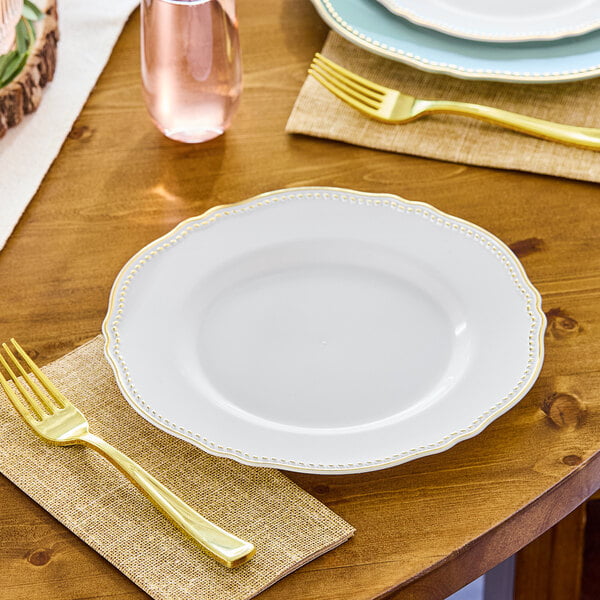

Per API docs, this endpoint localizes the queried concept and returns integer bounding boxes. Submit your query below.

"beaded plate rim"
[102,186,546,474]
[311,0,600,83]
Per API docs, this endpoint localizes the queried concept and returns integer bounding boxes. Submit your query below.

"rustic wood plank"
[0,1,598,599]
[514,503,587,600]
[582,499,600,600]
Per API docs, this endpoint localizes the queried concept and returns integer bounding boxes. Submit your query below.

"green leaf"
[15,19,29,54]
[0,50,17,75]
[24,18,36,50]
[22,0,44,21]
[0,3,40,88]
[0,52,27,88]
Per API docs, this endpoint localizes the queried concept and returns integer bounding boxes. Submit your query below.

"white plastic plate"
[103,187,545,474]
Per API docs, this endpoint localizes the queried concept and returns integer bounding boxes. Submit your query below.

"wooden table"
[1,2,599,599]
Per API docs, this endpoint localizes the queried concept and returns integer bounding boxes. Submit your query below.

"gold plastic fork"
[0,339,255,568]
[309,53,600,151]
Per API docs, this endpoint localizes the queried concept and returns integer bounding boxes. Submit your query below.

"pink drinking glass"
[141,0,242,143]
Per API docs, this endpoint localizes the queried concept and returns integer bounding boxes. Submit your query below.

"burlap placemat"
[287,32,600,183]
[0,336,354,600]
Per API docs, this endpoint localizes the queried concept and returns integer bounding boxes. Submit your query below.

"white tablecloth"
[0,0,139,251]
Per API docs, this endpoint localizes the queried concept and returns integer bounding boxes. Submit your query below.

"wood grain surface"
[0,1,599,599]
[514,503,587,599]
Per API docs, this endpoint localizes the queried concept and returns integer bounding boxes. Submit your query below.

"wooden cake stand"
[0,0,58,137]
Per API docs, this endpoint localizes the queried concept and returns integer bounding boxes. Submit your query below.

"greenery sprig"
[0,0,44,89]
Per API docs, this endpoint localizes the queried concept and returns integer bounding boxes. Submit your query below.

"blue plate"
[311,0,600,83]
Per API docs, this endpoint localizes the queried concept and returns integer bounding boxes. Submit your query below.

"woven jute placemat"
[287,32,600,183]
[0,336,354,600]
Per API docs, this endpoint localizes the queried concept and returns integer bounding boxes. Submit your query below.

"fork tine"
[0,369,41,424]
[314,53,389,96]
[10,339,67,408]
[310,61,382,109]
[309,68,380,117]
[313,55,384,103]
[2,342,58,414]
[0,354,44,420]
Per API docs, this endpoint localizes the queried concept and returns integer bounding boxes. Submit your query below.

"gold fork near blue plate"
[309,53,600,151]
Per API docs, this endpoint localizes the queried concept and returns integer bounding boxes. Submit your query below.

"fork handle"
[81,433,255,568]
[418,99,600,150]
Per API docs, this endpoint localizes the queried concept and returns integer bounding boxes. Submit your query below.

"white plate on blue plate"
[310,0,600,82]
[376,0,600,43]
[103,187,545,474]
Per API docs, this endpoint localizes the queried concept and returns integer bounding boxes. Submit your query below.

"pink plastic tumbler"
[141,0,242,143]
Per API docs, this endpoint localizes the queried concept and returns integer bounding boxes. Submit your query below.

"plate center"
[189,257,470,430]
